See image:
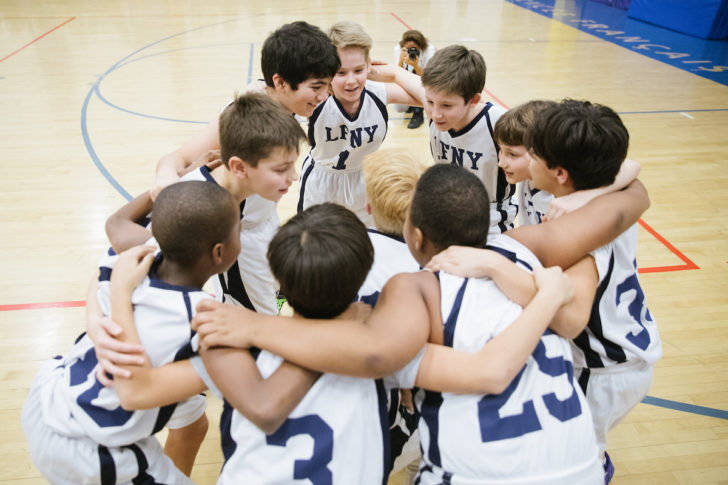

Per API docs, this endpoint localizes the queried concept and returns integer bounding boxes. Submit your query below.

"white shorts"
[577,361,654,453]
[22,362,193,485]
[298,159,373,227]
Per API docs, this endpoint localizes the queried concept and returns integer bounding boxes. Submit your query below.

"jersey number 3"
[266,415,334,485]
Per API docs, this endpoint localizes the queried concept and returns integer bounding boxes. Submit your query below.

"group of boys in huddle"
[22,19,661,485]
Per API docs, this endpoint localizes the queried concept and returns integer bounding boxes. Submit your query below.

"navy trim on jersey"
[375,379,392,485]
[367,88,389,126]
[447,102,490,138]
[107,246,117,256]
[578,367,591,395]
[220,400,237,467]
[443,279,468,348]
[367,228,405,243]
[485,244,534,272]
[99,266,112,282]
[99,445,116,485]
[199,165,215,183]
[219,261,257,311]
[297,160,315,213]
[575,251,627,367]
[421,390,444,467]
[308,102,325,148]
[333,90,366,122]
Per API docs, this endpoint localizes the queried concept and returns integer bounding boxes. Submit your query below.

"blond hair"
[363,149,426,235]
[328,21,372,60]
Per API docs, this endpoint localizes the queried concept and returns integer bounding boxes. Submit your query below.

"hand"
[533,267,574,307]
[545,191,592,221]
[87,315,145,383]
[110,245,156,296]
[367,63,395,83]
[192,299,256,350]
[179,149,222,177]
[426,246,493,277]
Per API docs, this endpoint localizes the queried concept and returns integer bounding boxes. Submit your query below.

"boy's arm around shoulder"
[415,267,574,394]
[108,246,206,410]
[192,271,435,378]
[509,179,650,269]
[200,347,319,434]
[369,63,425,106]
[155,117,220,189]
[105,191,154,254]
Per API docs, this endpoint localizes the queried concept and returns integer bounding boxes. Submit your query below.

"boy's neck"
[454,100,485,132]
[265,86,293,114]
[155,258,209,290]
[210,166,253,204]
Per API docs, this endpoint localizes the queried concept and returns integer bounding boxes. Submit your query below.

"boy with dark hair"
[430,99,660,483]
[152,21,339,315]
[494,99,640,225]
[196,202,424,484]
[22,182,243,484]
[525,99,661,481]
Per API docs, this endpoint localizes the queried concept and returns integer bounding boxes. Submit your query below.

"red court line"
[637,219,699,273]
[390,12,412,30]
[0,17,76,64]
[0,300,85,312]
[484,88,510,110]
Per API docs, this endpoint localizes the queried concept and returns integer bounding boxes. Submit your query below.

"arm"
[546,158,641,221]
[154,118,220,190]
[427,247,599,339]
[105,191,154,254]
[368,64,425,106]
[414,267,573,394]
[201,348,319,434]
[384,82,423,107]
[106,246,207,410]
[508,179,650,269]
[192,272,436,377]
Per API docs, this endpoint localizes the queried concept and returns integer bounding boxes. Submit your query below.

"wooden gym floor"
[1,1,726,483]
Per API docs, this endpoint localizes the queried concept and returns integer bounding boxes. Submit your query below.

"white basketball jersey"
[37,251,209,448]
[429,103,517,234]
[297,81,388,220]
[517,179,553,226]
[358,229,420,307]
[571,225,662,369]
[196,349,420,485]
[415,247,601,483]
[181,166,279,314]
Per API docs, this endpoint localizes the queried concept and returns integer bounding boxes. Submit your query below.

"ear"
[412,226,424,252]
[365,202,372,215]
[211,242,225,265]
[228,156,249,178]
[554,167,570,186]
[468,92,482,106]
[272,73,288,92]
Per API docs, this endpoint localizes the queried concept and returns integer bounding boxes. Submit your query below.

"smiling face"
[498,143,531,184]
[276,76,331,117]
[244,146,300,202]
[424,86,478,132]
[331,47,369,109]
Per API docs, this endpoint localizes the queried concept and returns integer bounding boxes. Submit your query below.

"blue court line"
[505,0,728,86]
[81,18,250,200]
[642,396,728,420]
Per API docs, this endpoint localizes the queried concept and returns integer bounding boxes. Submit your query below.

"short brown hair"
[494,100,557,147]
[363,149,426,236]
[219,92,307,167]
[421,45,485,102]
[328,21,372,60]
[399,30,428,51]
[268,203,373,319]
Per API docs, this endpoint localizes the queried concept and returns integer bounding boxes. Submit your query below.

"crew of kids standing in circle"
[21,19,659,485]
